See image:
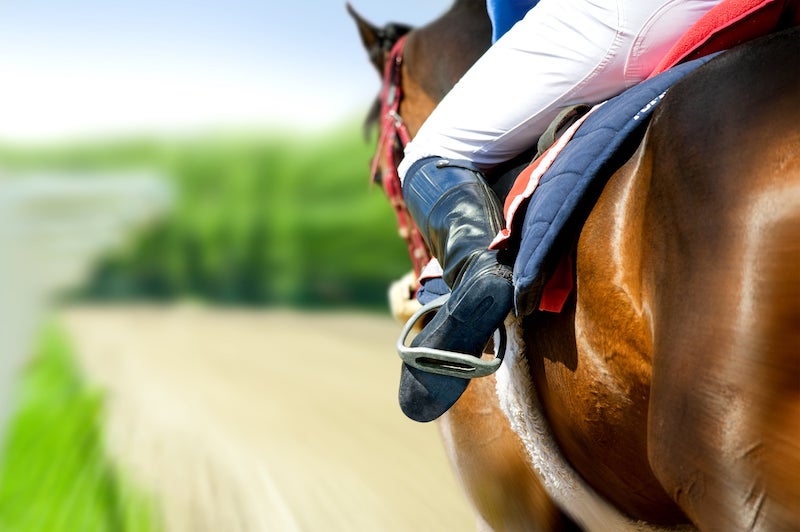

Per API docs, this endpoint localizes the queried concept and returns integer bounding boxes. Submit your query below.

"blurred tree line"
[0,125,410,309]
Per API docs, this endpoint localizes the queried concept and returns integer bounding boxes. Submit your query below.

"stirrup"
[396,294,506,379]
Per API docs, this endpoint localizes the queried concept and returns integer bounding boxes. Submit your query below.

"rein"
[370,35,432,279]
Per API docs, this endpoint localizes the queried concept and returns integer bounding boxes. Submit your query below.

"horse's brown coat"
[641,35,800,528]
[351,2,800,529]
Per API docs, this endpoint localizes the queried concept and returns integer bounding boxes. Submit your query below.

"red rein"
[370,36,432,280]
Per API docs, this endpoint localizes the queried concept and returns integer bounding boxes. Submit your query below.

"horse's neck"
[407,0,491,104]
[449,0,491,22]
[399,0,491,136]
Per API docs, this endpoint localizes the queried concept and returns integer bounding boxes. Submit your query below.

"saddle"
[501,56,714,315]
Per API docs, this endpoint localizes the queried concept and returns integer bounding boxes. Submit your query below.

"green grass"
[0,124,411,309]
[0,323,162,532]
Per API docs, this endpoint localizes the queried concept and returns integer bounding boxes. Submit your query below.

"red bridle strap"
[370,35,432,279]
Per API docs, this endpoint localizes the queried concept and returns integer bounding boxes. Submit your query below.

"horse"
[349,2,800,530]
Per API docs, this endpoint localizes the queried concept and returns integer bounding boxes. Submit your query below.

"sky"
[0,1,452,143]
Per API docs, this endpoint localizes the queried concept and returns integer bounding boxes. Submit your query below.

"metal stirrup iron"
[396,294,506,379]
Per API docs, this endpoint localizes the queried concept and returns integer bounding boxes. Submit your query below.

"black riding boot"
[399,157,514,422]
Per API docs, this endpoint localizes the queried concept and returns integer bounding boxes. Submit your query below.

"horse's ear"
[347,3,412,74]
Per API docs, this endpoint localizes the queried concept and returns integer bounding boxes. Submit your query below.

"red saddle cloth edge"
[512,0,795,313]
[650,0,792,76]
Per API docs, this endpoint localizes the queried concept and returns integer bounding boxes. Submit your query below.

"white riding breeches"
[398,0,723,180]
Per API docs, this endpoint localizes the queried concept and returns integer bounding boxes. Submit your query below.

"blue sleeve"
[487,0,540,42]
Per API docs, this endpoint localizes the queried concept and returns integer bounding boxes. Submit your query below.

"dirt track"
[62,305,475,532]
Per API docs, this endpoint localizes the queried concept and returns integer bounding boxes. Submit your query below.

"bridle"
[370,35,432,279]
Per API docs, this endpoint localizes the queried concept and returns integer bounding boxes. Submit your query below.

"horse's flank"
[643,33,800,528]
[526,27,800,529]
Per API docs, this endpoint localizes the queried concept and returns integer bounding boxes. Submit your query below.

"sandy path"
[62,305,475,532]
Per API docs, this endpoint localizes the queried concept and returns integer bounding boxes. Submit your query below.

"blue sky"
[0,1,451,142]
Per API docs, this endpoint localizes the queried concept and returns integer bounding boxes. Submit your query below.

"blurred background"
[0,1,478,530]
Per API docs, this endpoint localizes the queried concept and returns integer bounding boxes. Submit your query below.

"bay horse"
[349,2,800,530]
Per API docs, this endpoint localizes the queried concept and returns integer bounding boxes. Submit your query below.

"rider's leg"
[399,0,723,177]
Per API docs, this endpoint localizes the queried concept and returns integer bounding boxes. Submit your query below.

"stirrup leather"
[396,294,506,378]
